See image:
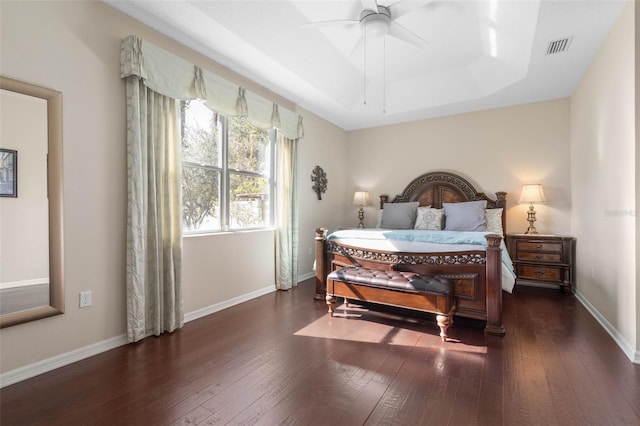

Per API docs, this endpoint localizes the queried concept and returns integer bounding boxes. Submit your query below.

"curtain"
[275,135,299,290]
[126,76,184,342]
[121,34,303,323]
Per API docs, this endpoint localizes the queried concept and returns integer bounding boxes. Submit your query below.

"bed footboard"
[314,228,505,336]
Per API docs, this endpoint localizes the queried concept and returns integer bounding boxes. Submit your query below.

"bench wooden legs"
[326,295,337,316]
[327,295,456,342]
[436,303,457,342]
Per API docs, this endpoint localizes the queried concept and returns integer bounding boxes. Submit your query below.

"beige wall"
[0,1,347,376]
[570,0,638,359]
[296,107,350,276]
[347,99,572,236]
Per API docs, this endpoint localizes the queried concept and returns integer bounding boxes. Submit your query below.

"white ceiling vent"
[546,37,573,55]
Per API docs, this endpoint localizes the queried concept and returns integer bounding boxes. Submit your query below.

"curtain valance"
[120,35,303,139]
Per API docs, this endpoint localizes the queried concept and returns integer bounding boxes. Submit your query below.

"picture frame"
[0,148,18,197]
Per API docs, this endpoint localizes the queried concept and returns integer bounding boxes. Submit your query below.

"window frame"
[181,100,276,235]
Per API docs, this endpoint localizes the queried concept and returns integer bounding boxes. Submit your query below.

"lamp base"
[524,203,538,234]
[357,206,365,228]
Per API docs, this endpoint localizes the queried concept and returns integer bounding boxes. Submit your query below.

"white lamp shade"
[352,191,371,206]
[519,184,546,203]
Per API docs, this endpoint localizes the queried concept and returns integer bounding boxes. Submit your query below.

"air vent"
[546,37,573,55]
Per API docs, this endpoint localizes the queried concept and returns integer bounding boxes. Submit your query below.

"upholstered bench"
[326,267,456,341]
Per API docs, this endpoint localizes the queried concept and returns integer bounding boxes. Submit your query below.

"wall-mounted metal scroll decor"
[311,165,328,200]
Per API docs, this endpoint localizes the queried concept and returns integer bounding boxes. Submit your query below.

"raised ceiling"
[105,0,627,130]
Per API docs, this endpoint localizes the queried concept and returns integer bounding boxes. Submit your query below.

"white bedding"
[327,229,516,293]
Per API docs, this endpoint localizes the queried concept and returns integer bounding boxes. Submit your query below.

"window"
[181,99,275,233]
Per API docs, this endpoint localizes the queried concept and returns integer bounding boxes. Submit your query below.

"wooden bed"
[314,171,508,336]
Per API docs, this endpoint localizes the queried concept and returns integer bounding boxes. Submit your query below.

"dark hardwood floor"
[1,279,639,425]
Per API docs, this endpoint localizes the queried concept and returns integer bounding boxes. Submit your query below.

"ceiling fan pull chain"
[383,36,386,114]
[363,22,367,106]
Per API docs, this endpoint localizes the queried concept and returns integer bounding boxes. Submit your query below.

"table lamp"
[520,184,546,234]
[352,191,371,228]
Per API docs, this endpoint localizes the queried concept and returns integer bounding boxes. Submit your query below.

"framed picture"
[0,149,17,198]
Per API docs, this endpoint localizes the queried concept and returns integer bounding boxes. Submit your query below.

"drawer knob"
[536,254,543,259]
[535,270,545,276]
[536,244,542,249]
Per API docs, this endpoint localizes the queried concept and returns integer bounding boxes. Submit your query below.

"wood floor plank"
[447,360,481,425]
[476,338,504,426]
[535,335,588,426]
[1,282,639,426]
[502,289,535,426]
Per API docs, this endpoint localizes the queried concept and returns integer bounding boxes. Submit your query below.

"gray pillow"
[443,200,487,232]
[381,202,419,229]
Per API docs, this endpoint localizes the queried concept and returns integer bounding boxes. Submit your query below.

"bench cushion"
[328,267,452,296]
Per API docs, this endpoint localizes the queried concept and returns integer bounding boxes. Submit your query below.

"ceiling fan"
[302,0,433,49]
[302,0,434,112]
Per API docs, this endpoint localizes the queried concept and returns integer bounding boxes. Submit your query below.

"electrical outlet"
[79,291,92,308]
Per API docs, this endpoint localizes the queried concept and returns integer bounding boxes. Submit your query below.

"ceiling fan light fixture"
[364,15,390,37]
[360,7,391,38]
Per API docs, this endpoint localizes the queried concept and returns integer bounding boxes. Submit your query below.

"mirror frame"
[0,76,64,328]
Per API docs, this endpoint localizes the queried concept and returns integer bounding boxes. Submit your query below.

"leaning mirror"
[0,76,64,328]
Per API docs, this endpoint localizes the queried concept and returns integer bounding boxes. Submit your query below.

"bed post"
[314,228,328,300]
[484,234,505,336]
[379,195,389,209]
[495,191,507,234]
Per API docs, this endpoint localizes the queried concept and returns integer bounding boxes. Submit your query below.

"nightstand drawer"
[517,252,562,263]
[517,241,563,252]
[517,265,562,282]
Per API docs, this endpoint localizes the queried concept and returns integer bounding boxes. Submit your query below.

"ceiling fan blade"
[388,0,436,19]
[300,19,359,29]
[388,21,428,48]
[349,36,364,59]
[361,0,379,13]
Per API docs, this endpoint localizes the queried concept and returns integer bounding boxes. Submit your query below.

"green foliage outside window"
[181,100,273,232]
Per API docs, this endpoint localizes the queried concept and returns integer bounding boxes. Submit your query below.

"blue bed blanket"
[327,229,515,274]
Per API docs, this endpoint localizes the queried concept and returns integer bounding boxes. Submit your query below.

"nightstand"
[506,234,576,294]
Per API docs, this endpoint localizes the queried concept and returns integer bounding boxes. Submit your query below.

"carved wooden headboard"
[379,171,507,234]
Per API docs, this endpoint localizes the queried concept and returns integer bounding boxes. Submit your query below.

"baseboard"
[1,284,278,388]
[184,284,276,323]
[574,290,639,364]
[0,334,129,388]
[297,271,315,282]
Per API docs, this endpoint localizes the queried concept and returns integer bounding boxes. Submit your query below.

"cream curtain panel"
[125,77,184,342]
[275,135,299,290]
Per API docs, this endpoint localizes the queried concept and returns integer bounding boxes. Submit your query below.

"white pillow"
[485,208,503,236]
[376,210,383,228]
[414,207,443,230]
